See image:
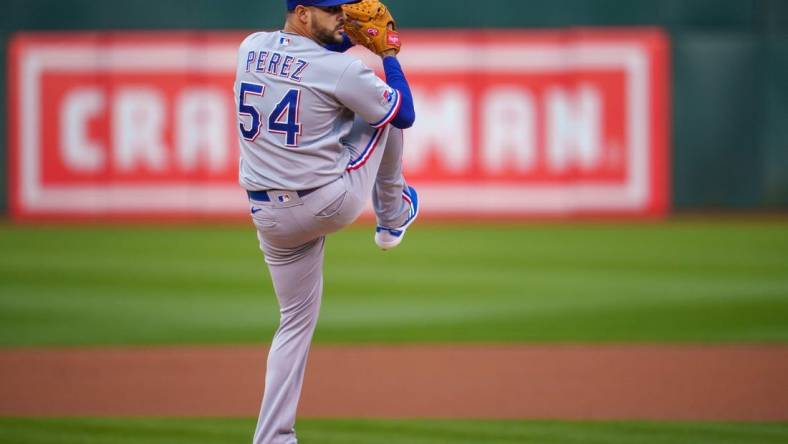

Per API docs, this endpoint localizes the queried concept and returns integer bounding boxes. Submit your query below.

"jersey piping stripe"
[371,89,402,128]
[346,127,384,171]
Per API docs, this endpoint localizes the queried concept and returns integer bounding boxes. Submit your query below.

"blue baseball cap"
[287,0,360,10]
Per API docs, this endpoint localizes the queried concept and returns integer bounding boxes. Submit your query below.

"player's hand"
[380,49,398,58]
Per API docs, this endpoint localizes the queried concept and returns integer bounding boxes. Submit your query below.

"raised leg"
[343,122,409,228]
[372,127,409,228]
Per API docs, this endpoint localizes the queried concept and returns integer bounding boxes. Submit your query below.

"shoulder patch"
[381,87,396,106]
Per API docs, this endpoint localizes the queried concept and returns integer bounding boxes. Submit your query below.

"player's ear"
[294,5,310,26]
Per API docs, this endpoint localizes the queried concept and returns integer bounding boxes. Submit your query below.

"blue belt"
[247,188,318,202]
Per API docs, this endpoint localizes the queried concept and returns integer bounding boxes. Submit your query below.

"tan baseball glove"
[342,0,401,55]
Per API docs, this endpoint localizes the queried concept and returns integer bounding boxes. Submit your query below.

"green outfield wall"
[2,0,787,213]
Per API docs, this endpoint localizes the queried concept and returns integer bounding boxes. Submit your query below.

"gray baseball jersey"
[235,31,402,191]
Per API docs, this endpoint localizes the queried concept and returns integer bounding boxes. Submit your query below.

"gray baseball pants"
[250,122,407,444]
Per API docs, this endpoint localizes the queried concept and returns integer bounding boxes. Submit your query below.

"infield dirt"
[1,344,787,421]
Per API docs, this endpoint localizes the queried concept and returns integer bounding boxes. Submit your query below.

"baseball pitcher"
[233,0,417,442]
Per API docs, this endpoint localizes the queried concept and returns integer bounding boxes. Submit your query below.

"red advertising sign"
[8,30,669,220]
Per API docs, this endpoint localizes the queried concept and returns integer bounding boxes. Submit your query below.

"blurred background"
[0,0,787,217]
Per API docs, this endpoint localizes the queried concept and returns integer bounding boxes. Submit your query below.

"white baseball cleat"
[375,185,419,250]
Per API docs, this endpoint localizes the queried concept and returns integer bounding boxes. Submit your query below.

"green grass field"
[1,221,787,346]
[1,221,786,443]
[1,418,787,444]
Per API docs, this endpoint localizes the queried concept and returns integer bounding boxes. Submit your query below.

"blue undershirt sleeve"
[382,56,415,129]
[323,34,354,53]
